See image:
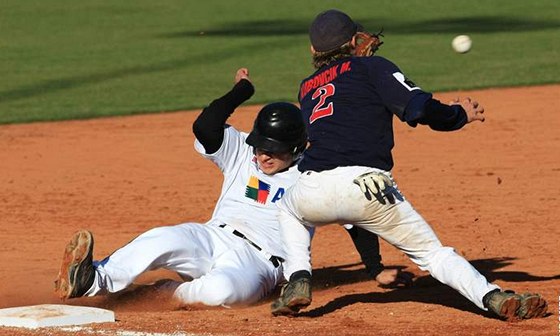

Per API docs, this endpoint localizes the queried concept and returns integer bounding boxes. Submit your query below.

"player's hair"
[312,42,353,69]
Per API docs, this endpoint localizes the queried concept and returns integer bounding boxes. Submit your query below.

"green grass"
[0,0,559,124]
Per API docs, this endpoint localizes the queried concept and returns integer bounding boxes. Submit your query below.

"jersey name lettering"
[299,61,352,100]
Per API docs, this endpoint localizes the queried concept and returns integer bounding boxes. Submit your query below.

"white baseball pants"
[85,223,282,307]
[277,166,499,310]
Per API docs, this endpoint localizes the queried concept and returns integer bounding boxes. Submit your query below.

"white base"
[0,304,115,329]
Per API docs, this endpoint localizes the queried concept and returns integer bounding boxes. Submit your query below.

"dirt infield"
[1,85,559,335]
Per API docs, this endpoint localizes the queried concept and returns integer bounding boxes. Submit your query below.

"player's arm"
[369,57,484,131]
[192,68,255,154]
[404,94,485,131]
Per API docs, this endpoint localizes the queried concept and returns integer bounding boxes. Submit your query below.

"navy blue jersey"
[298,56,433,172]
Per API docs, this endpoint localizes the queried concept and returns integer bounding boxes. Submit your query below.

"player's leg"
[91,223,219,295]
[361,200,499,308]
[308,167,499,309]
[277,209,315,279]
[274,167,493,315]
[346,171,548,319]
[272,171,337,315]
[172,242,281,307]
[55,223,216,299]
[334,170,499,308]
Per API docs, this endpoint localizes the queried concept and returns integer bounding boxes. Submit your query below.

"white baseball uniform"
[84,126,300,306]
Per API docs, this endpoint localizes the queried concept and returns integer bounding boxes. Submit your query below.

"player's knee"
[413,246,456,270]
[134,226,188,255]
[139,226,186,246]
[175,277,238,307]
[141,226,175,239]
[202,286,237,306]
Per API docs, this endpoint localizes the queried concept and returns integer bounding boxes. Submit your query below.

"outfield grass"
[0,0,559,124]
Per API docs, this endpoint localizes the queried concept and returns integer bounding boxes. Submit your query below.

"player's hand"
[375,269,414,288]
[235,68,250,84]
[451,97,485,123]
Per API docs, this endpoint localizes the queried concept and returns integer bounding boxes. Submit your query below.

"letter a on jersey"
[271,188,285,203]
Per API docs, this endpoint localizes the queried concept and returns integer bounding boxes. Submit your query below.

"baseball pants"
[277,166,499,310]
[84,223,282,307]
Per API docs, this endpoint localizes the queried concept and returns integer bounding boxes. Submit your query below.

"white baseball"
[452,35,472,54]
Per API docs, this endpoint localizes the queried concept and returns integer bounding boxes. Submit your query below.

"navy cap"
[309,9,358,52]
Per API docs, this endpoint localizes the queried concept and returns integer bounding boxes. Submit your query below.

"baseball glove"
[353,29,383,57]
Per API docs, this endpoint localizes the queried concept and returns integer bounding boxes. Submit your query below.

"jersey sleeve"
[406,97,468,131]
[367,57,431,121]
[192,79,255,154]
[194,125,248,174]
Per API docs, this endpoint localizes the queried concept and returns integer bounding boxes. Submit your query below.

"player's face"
[255,149,294,175]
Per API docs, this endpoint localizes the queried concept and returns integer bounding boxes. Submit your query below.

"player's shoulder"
[353,55,399,71]
[223,124,247,139]
[211,124,251,158]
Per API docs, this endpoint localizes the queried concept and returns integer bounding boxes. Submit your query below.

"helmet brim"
[246,133,293,154]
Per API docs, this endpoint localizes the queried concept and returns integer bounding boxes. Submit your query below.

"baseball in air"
[452,35,472,54]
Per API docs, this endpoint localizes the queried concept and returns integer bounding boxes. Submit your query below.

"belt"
[218,224,283,268]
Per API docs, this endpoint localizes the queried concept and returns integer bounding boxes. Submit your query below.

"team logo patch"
[392,72,420,91]
[245,176,270,204]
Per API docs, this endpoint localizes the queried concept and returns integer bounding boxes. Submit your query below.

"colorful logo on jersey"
[245,176,270,204]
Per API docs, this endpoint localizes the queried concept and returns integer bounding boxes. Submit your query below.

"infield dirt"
[1,85,559,335]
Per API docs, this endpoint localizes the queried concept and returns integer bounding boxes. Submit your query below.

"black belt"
[218,224,283,268]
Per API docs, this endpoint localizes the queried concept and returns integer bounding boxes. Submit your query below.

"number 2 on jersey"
[310,83,335,124]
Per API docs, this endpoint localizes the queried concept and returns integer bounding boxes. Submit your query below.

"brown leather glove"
[353,30,383,57]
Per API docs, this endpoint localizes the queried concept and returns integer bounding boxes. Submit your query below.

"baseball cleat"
[484,289,548,321]
[54,230,95,300]
[271,296,311,316]
[517,293,548,319]
[271,278,312,316]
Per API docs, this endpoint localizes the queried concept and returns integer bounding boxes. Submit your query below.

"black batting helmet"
[246,102,307,156]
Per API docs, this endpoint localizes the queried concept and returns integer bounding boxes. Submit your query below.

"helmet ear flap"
[293,139,308,156]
